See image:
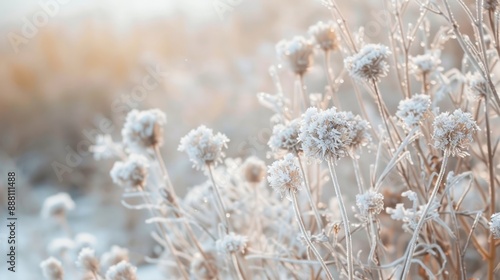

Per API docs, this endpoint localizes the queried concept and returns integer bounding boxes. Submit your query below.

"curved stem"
[400,151,449,279]
[231,253,246,280]
[296,151,323,230]
[291,191,335,280]
[327,159,354,280]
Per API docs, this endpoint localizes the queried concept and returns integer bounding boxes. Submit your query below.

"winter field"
[1,0,500,279]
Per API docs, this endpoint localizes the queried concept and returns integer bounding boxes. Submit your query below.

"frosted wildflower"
[240,156,267,184]
[47,238,75,256]
[122,109,167,151]
[308,21,339,51]
[40,257,64,280]
[105,261,137,280]
[216,232,248,254]
[410,52,441,76]
[110,154,149,190]
[101,246,129,269]
[299,107,355,161]
[484,0,499,11]
[267,153,303,199]
[276,36,314,75]
[76,248,99,274]
[396,94,431,129]
[345,112,371,154]
[466,72,488,99]
[178,125,230,170]
[75,233,97,252]
[268,118,302,153]
[41,192,75,219]
[432,109,479,157]
[90,134,121,160]
[356,190,384,217]
[344,44,391,83]
[189,252,217,280]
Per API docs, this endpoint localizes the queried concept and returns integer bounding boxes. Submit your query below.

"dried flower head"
[216,232,248,254]
[267,153,303,199]
[484,0,499,11]
[356,190,384,217]
[490,213,500,239]
[466,72,488,99]
[122,109,167,151]
[41,192,75,219]
[308,21,339,51]
[178,125,230,170]
[110,154,149,190]
[90,134,122,161]
[396,94,431,129]
[344,44,391,83]
[101,246,129,269]
[432,109,479,157]
[299,107,358,161]
[410,52,441,76]
[268,118,302,153]
[74,233,97,253]
[276,36,314,75]
[345,112,371,153]
[47,238,75,257]
[240,156,267,184]
[76,247,99,274]
[40,257,64,280]
[105,261,138,280]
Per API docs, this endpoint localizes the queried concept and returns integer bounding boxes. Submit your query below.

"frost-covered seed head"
[75,232,97,249]
[216,232,248,254]
[345,113,371,153]
[490,213,500,239]
[344,44,391,83]
[396,94,431,129]
[356,190,384,217]
[178,125,230,170]
[40,257,64,280]
[410,52,441,76]
[101,246,129,269]
[76,248,99,273]
[110,154,149,190]
[466,72,488,98]
[484,0,499,11]
[90,134,122,161]
[276,36,314,75]
[240,156,267,184]
[48,238,75,257]
[105,261,138,280]
[268,118,302,153]
[122,109,167,151]
[308,21,339,51]
[41,193,75,219]
[299,107,357,161]
[432,109,479,157]
[267,153,303,199]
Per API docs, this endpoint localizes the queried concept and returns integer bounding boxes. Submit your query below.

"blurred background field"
[0,0,467,279]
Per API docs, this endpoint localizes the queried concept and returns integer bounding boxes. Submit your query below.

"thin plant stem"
[206,163,231,233]
[484,94,497,280]
[296,151,323,229]
[231,253,246,280]
[327,159,354,280]
[400,151,449,279]
[291,191,334,280]
[298,74,310,109]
